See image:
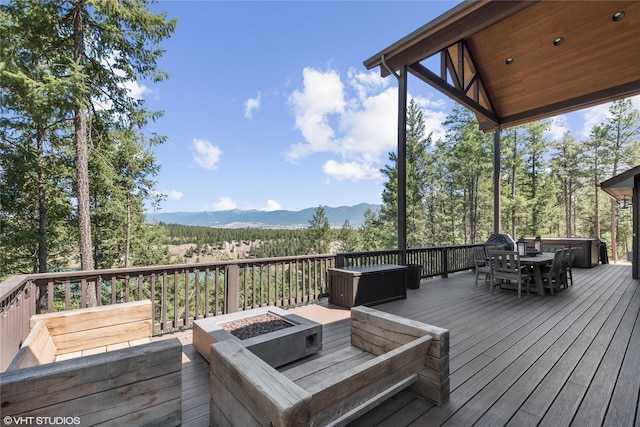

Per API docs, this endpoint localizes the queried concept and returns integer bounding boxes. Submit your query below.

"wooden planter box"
[208,306,450,426]
[0,301,182,426]
[328,264,407,308]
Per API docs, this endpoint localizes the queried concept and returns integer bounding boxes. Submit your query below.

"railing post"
[336,254,345,269]
[442,248,449,279]
[225,264,239,313]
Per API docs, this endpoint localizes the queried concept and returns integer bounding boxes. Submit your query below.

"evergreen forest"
[1,1,639,284]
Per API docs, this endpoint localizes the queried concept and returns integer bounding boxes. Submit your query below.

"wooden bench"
[1,301,182,426]
[208,306,449,426]
[7,300,154,368]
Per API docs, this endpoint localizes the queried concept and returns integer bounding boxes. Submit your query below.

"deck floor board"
[161,263,638,426]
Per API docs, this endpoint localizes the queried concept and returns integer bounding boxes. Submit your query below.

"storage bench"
[328,264,407,308]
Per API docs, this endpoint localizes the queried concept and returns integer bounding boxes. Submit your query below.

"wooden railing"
[336,244,478,278]
[0,244,479,371]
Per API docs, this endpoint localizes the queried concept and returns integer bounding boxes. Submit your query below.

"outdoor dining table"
[519,252,556,295]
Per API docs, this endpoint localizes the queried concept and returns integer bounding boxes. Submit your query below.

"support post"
[398,65,408,265]
[633,175,639,279]
[493,125,502,234]
[225,264,239,313]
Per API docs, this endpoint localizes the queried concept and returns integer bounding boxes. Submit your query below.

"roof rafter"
[365,0,640,130]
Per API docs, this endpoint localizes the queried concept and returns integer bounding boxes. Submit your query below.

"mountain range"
[145,203,380,228]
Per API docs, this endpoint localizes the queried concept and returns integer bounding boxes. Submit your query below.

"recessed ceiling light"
[553,37,564,46]
[612,11,625,21]
[505,57,514,65]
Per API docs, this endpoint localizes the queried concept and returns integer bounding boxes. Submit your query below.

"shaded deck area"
[167,263,640,426]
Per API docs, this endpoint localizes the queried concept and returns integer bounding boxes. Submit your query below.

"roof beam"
[409,61,499,125]
[365,1,537,77]
[499,79,640,129]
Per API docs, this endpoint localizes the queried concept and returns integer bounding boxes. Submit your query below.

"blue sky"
[139,1,639,214]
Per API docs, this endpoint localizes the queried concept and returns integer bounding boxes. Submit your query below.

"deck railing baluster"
[184,268,190,327]
[150,274,156,330]
[173,271,179,328]
[194,268,201,322]
[64,279,70,310]
[138,274,144,301]
[0,247,478,370]
[47,280,53,312]
[161,271,168,330]
[213,267,219,316]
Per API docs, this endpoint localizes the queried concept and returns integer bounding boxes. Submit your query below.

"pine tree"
[380,99,431,248]
[360,209,386,251]
[0,0,76,279]
[583,124,610,239]
[602,99,640,260]
[521,121,550,236]
[1,0,175,305]
[337,220,360,252]
[501,126,528,239]
[442,105,493,243]
[550,131,582,237]
[307,206,331,254]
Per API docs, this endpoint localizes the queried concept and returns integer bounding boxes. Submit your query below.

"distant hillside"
[146,203,380,228]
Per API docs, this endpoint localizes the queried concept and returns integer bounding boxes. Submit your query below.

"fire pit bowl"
[193,306,322,368]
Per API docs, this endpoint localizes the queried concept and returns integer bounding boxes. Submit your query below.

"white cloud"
[124,80,151,100]
[577,95,640,138]
[412,95,449,142]
[151,189,183,201]
[546,116,569,141]
[322,160,380,181]
[193,138,222,170]
[93,79,150,112]
[244,92,262,119]
[287,67,346,162]
[286,67,448,182]
[94,54,151,110]
[211,197,237,211]
[262,199,281,211]
[167,190,183,200]
[580,103,611,139]
[348,68,387,101]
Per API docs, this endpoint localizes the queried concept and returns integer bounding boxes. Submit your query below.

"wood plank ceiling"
[364,0,640,130]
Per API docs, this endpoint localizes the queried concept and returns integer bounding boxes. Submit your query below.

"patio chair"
[541,249,567,295]
[473,246,491,286]
[488,250,531,298]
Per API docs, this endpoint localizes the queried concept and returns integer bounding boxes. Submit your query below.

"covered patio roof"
[363,0,640,277]
[600,164,640,202]
[364,0,640,130]
[600,165,639,279]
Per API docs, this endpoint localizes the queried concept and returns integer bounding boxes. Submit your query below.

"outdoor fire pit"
[193,306,322,368]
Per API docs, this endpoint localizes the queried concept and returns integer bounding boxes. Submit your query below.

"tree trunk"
[610,163,619,262]
[594,175,601,239]
[531,153,538,235]
[73,0,97,306]
[610,199,618,261]
[125,194,131,268]
[37,124,49,313]
[462,188,468,243]
[36,124,47,273]
[562,142,572,237]
[565,178,572,237]
[510,131,517,238]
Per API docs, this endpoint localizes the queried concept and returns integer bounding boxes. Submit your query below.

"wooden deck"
[160,263,640,426]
